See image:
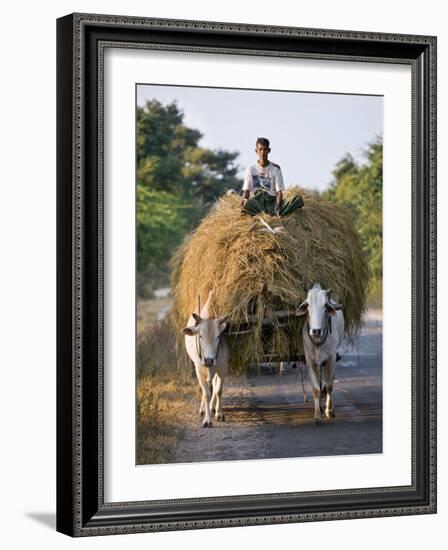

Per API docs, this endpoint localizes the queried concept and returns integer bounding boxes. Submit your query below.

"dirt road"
[172,310,382,463]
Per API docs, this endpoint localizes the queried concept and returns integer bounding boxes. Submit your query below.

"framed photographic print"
[56,13,437,537]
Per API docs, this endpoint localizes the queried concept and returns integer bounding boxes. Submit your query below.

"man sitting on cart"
[241,137,304,217]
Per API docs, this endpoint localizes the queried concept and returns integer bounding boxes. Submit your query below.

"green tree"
[324,138,383,299]
[137,99,241,205]
[136,187,191,297]
[181,147,240,206]
[137,101,202,193]
[136,99,243,296]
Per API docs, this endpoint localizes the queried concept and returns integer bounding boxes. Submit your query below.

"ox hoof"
[216,413,225,422]
[313,418,321,426]
[202,420,212,428]
[326,410,336,418]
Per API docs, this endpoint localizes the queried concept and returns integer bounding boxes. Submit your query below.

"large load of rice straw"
[170,188,369,372]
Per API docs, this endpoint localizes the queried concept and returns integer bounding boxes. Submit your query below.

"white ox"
[183,292,229,428]
[296,283,344,425]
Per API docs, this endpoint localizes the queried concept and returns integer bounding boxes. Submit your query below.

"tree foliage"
[136,99,242,296]
[137,188,189,291]
[324,137,383,293]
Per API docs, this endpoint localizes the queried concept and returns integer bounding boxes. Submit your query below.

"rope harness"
[306,310,332,347]
[305,309,337,397]
[195,332,222,365]
[306,311,331,397]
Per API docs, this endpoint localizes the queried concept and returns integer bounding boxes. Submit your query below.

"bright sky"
[137,84,383,192]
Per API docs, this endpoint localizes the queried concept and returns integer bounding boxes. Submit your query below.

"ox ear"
[325,288,332,297]
[325,302,337,316]
[183,325,199,336]
[296,300,308,316]
[218,316,227,333]
[192,313,202,325]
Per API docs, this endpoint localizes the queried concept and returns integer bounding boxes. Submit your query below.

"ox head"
[183,313,227,367]
[296,283,341,343]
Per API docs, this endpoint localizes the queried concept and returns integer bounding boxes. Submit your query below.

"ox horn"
[296,300,308,316]
[192,313,202,325]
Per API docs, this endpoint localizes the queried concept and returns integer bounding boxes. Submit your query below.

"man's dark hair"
[256,137,270,148]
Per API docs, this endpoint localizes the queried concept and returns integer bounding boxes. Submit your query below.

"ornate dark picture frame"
[56,13,437,537]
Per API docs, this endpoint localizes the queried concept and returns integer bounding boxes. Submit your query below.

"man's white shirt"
[242,161,285,197]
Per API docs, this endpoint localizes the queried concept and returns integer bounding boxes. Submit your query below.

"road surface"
[171,309,382,464]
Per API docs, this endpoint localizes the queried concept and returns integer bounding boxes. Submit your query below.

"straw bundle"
[170,188,368,372]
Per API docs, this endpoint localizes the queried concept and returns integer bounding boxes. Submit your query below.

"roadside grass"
[137,374,197,464]
[136,300,197,465]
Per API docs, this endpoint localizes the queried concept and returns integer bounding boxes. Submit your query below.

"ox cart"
[175,190,364,425]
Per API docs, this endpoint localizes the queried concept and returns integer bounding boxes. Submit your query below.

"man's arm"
[241,166,252,205]
[274,166,285,215]
[275,191,283,215]
[241,189,250,206]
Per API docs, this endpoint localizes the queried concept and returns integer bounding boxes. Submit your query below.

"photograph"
[0,0,443,543]
[55,11,436,536]
[135,84,384,466]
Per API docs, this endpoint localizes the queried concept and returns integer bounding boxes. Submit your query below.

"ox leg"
[196,367,213,427]
[308,362,322,425]
[199,392,206,417]
[323,358,336,418]
[197,381,206,417]
[213,374,225,421]
[209,375,217,414]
